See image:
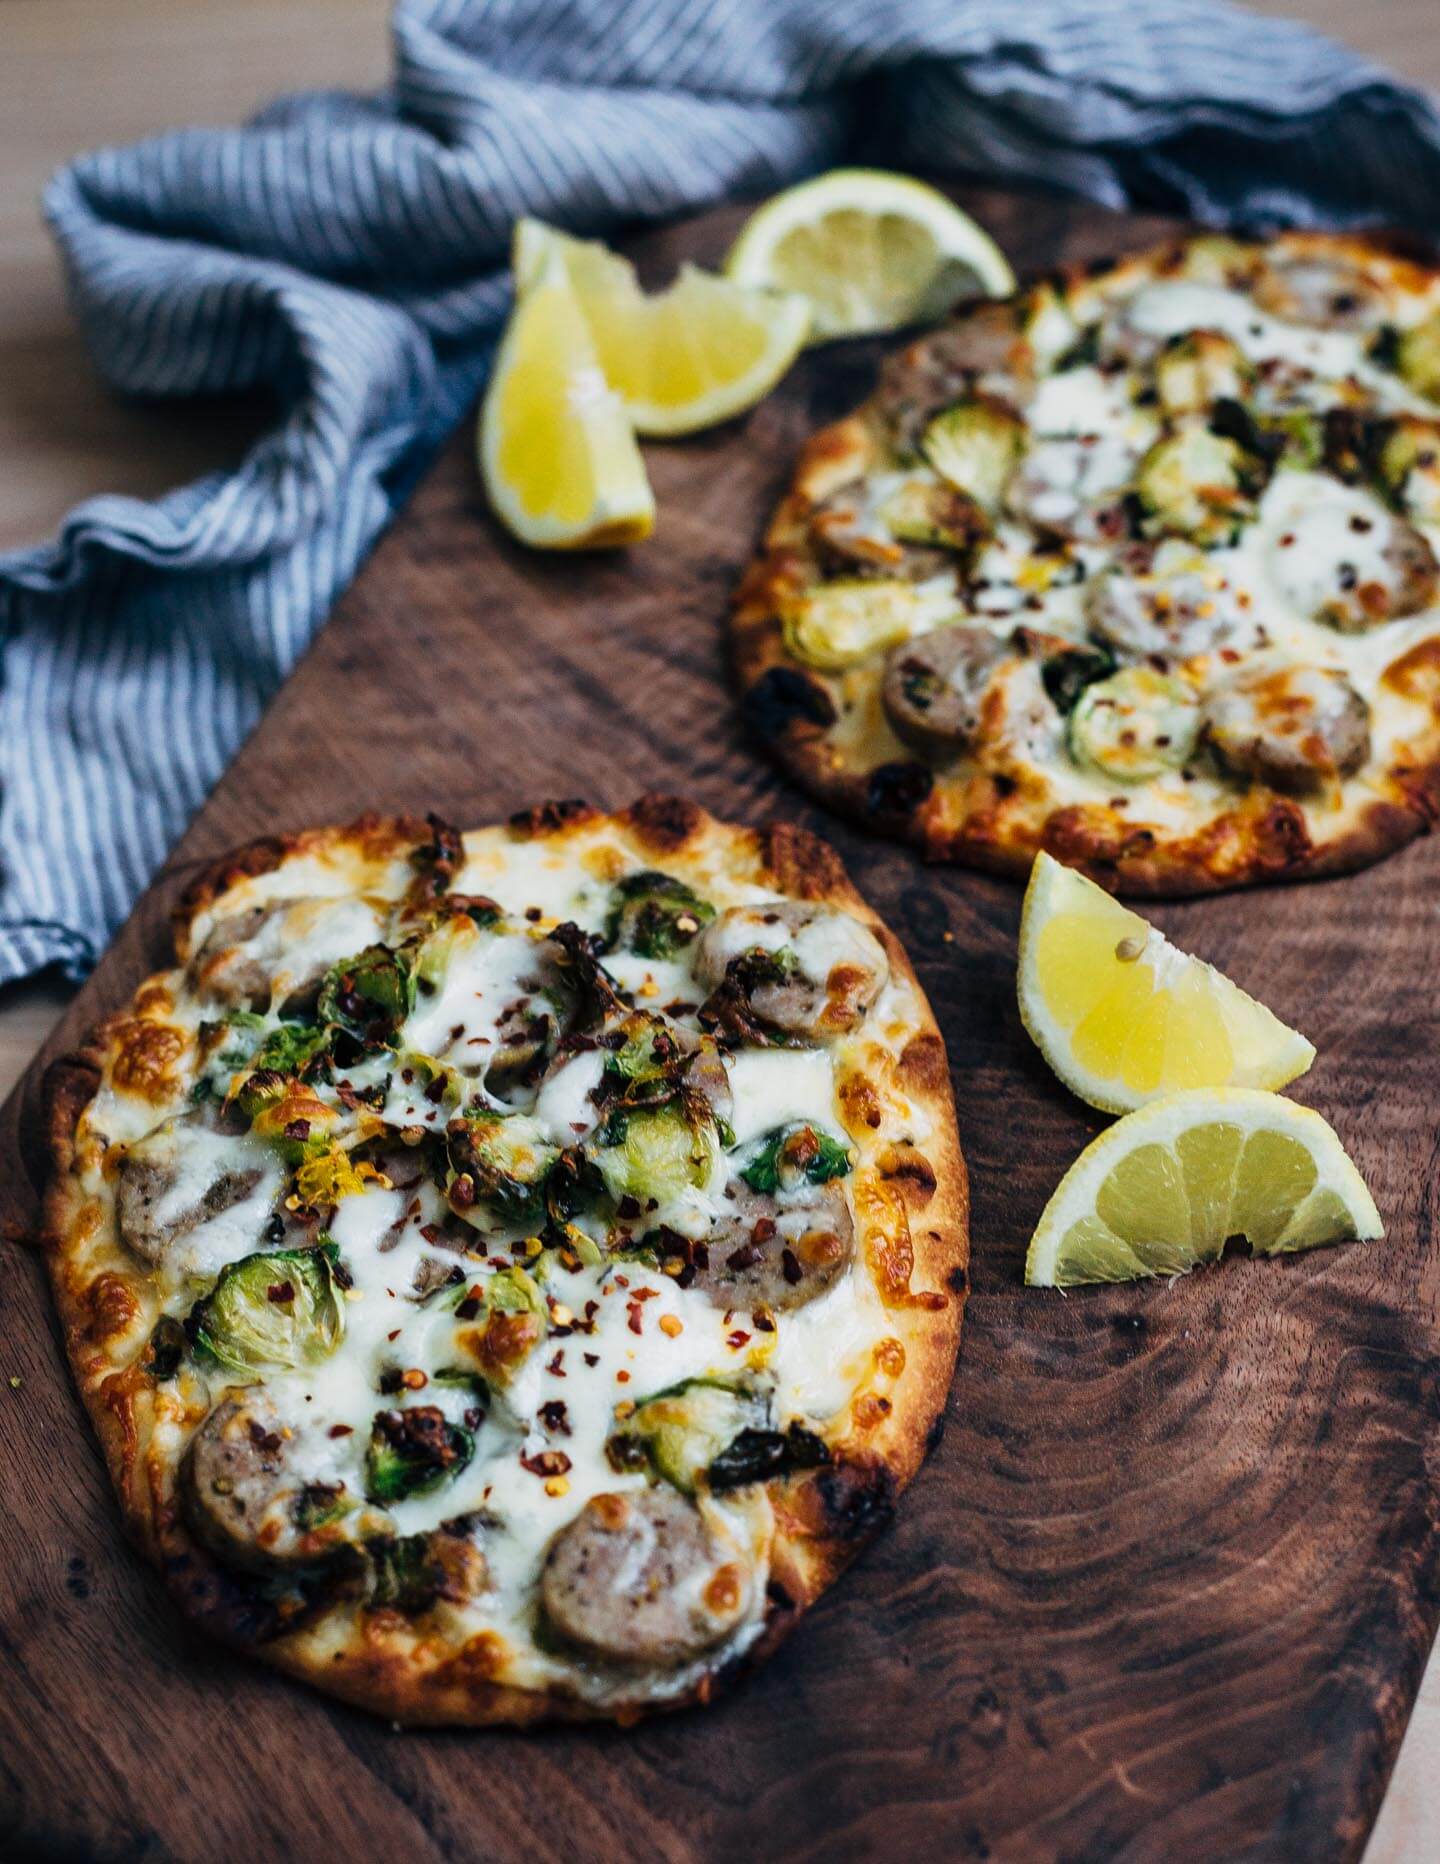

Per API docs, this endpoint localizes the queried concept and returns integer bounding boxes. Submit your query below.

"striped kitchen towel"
[2,0,1440,982]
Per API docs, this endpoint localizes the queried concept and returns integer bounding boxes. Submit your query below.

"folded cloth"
[2,0,1439,982]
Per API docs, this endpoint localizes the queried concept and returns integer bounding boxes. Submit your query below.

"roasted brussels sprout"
[592,1101,719,1209]
[318,943,416,1049]
[739,1123,853,1195]
[780,578,933,671]
[1154,330,1254,416]
[1041,644,1117,716]
[453,1264,547,1387]
[364,1406,475,1505]
[1135,423,1265,545]
[877,478,988,552]
[1377,415,1440,525]
[1068,667,1202,782]
[921,396,1026,510]
[187,1241,345,1377]
[252,1019,331,1078]
[1396,311,1440,402]
[446,1111,558,1231]
[604,871,715,960]
[611,1378,765,1495]
[367,1523,486,1612]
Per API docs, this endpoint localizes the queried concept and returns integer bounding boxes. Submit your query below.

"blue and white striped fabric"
[3,0,1440,982]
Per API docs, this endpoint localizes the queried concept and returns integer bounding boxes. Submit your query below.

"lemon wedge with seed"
[516,219,810,438]
[725,169,1015,343]
[1024,1088,1383,1287]
[479,240,655,550]
[1018,853,1315,1115]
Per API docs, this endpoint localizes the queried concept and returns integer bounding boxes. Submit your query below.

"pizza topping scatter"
[742,233,1440,888]
[70,807,955,1716]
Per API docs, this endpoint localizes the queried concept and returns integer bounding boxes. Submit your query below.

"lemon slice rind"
[1017,852,1315,1115]
[724,169,1016,343]
[1025,1087,1382,1288]
[478,241,655,550]
[519,219,810,437]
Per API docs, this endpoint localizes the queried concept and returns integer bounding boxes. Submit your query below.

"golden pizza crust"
[734,231,1440,895]
[42,797,967,1725]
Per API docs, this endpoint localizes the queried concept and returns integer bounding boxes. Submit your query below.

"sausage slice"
[540,1488,754,1666]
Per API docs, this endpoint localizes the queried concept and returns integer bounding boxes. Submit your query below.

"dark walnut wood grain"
[1,188,1437,1864]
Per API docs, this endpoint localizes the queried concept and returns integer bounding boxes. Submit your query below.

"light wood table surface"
[1,4,1435,1856]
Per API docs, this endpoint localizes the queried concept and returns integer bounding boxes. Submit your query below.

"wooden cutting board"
[2,187,1437,1864]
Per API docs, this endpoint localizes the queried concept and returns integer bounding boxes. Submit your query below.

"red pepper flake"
[266,1280,295,1305]
[450,1174,476,1210]
[546,1350,566,1377]
[616,1369,631,1384]
[614,1273,630,1288]
[752,1308,777,1334]
[455,1294,481,1321]
[539,1400,571,1436]
[327,1423,353,1439]
[520,1449,572,1478]
[626,1299,645,1335]
[727,1330,751,1349]
[781,1249,803,1286]
[419,1223,441,1244]
[387,1329,401,1343]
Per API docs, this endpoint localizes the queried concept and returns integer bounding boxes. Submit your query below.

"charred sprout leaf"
[318,943,416,1049]
[707,1422,831,1493]
[367,1531,449,1612]
[1041,644,1116,716]
[251,1020,331,1079]
[699,945,807,1050]
[601,1010,685,1090]
[364,1406,475,1504]
[142,1314,187,1380]
[188,1242,344,1377]
[604,871,715,960]
[611,1379,765,1495]
[431,1364,490,1402]
[740,1123,853,1195]
[447,1110,558,1230]
[293,1482,355,1534]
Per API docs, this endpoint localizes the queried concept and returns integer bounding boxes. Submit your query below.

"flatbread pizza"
[42,796,965,1724]
[735,231,1440,893]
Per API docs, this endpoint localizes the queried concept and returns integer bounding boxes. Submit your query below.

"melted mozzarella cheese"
[726,1048,839,1146]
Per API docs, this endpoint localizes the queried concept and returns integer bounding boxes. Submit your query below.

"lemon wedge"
[1018,853,1314,1114]
[725,169,1016,343]
[517,219,810,437]
[1025,1088,1383,1287]
[479,240,655,550]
